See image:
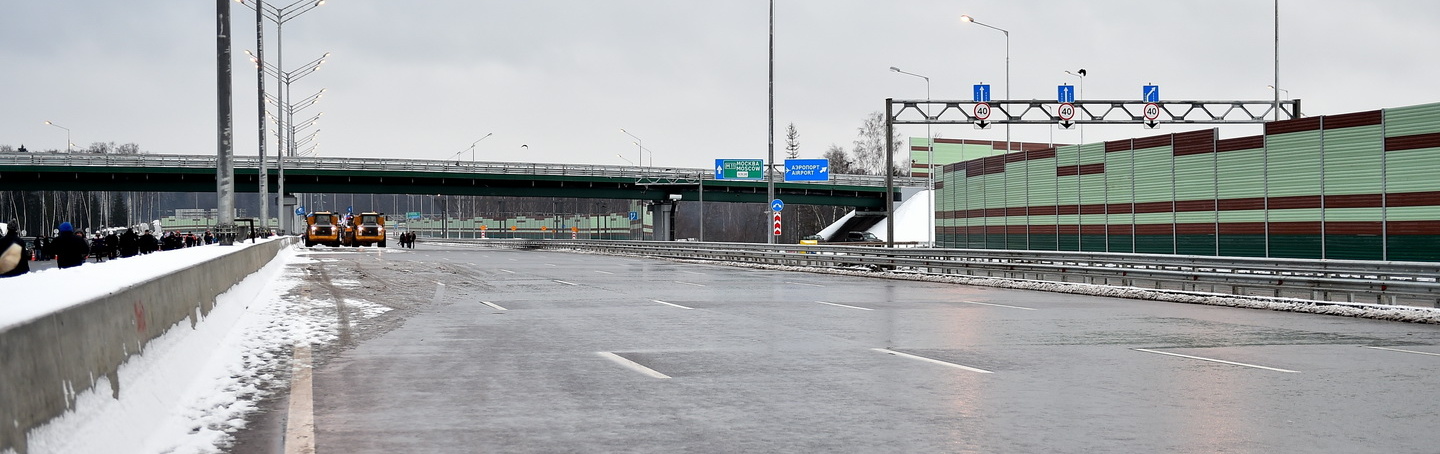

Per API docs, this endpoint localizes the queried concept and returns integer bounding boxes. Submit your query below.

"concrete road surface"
[232,242,1440,453]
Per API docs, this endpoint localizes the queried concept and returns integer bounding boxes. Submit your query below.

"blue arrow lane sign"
[1143,85,1160,103]
[1058,85,1075,103]
[771,199,784,212]
[973,84,991,102]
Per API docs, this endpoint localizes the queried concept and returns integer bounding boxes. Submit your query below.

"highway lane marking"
[958,300,1037,311]
[545,263,558,267]
[554,280,579,286]
[594,270,615,275]
[1133,348,1300,373]
[787,281,824,287]
[1365,346,1440,357]
[871,348,992,374]
[651,300,693,310]
[284,345,316,454]
[597,352,671,379]
[675,281,706,287]
[680,270,706,275]
[480,301,508,311]
[816,301,874,311]
[498,269,515,274]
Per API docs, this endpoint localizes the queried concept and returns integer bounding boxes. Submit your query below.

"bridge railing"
[0,152,924,188]
[439,238,1440,309]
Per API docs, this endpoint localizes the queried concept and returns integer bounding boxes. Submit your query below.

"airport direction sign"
[715,158,764,180]
[783,159,829,182]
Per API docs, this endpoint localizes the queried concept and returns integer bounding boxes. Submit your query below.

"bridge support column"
[650,201,677,241]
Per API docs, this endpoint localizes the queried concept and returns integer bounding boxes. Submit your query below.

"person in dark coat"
[33,234,50,261]
[140,230,158,254]
[119,228,139,258]
[47,222,90,269]
[0,221,30,277]
[104,231,120,259]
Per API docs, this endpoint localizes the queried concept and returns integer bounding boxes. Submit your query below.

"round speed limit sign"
[1058,103,1075,121]
[973,102,992,120]
[1143,102,1161,121]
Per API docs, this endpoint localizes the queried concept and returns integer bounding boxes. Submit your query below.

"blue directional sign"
[771,199,785,212]
[1058,85,1075,103]
[295,207,305,216]
[1143,85,1160,103]
[628,211,639,221]
[783,159,830,182]
[973,84,992,102]
[346,205,353,214]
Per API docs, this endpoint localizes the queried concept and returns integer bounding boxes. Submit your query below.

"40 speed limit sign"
[1143,102,1161,121]
[973,102,992,120]
[1057,103,1076,121]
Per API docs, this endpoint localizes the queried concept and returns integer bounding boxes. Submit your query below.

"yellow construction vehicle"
[304,211,342,247]
[342,212,387,247]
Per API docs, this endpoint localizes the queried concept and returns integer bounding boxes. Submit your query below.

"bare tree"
[850,111,904,175]
[784,123,799,159]
[822,144,854,175]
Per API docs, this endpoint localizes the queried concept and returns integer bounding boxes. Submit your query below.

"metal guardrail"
[443,238,1440,308]
[0,152,924,188]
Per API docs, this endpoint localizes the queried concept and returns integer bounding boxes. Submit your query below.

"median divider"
[0,237,295,454]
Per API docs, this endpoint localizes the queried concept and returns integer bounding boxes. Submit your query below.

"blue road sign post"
[771,199,785,212]
[1143,85,1160,103]
[295,207,305,216]
[628,211,639,221]
[1058,85,1075,103]
[783,159,830,182]
[973,84,991,102]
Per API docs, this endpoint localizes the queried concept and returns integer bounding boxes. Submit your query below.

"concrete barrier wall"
[0,238,294,453]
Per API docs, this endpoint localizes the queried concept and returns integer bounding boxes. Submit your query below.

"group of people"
[0,222,216,278]
[398,231,418,248]
[1,221,91,275]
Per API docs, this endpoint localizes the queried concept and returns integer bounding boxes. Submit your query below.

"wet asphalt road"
[245,242,1440,453]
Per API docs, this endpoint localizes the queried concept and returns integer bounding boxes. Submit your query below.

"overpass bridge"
[0,153,921,208]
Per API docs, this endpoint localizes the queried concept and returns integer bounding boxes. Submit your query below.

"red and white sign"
[1143,102,1161,120]
[772,212,782,235]
[973,102,992,120]
[1057,102,1075,121]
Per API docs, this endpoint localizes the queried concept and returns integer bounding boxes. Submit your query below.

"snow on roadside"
[12,244,338,454]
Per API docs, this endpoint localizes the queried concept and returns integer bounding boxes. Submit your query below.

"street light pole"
[252,0,269,233]
[1065,69,1086,144]
[961,15,1010,154]
[766,0,775,244]
[620,128,642,168]
[889,66,933,246]
[43,121,71,153]
[236,0,327,234]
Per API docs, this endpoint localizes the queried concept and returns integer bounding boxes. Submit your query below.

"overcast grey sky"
[3,1,1438,169]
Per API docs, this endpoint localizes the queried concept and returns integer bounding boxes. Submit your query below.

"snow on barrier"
[0,237,295,453]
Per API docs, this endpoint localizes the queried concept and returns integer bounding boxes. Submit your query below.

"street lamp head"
[889,66,901,72]
[1066,69,1087,77]
[960,14,975,23]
